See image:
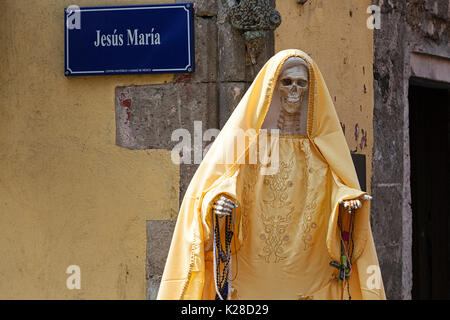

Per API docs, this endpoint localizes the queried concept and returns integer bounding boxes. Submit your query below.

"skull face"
[278,65,309,114]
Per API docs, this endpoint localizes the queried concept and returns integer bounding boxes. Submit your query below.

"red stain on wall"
[353,123,368,151]
[340,122,346,135]
[119,91,132,124]
[174,74,192,101]
[360,129,368,150]
[174,74,191,84]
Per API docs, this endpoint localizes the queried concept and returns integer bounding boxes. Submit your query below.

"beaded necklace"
[330,203,355,300]
[212,206,236,300]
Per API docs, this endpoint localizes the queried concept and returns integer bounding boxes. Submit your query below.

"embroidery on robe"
[262,156,295,208]
[300,201,317,250]
[240,164,258,245]
[258,206,294,263]
[299,140,317,250]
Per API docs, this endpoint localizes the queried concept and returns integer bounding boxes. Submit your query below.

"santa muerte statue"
[158,49,386,300]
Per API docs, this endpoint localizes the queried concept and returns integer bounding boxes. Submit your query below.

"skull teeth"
[284,96,300,104]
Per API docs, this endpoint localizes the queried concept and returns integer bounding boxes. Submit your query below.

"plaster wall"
[0,0,178,299]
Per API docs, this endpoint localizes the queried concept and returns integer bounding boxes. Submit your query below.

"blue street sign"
[64,3,195,76]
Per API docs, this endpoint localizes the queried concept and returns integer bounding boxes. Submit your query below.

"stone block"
[146,220,177,299]
[177,0,217,17]
[195,0,217,17]
[219,82,247,128]
[371,107,403,185]
[370,184,403,247]
[180,163,199,204]
[424,0,448,20]
[146,220,177,275]
[218,22,247,82]
[375,244,403,300]
[145,220,176,300]
[115,82,218,150]
[147,275,162,300]
[191,16,218,83]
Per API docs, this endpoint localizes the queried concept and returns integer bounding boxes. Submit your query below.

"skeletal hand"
[213,195,238,217]
[340,195,372,213]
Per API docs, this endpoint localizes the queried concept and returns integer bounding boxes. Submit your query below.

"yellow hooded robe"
[157,49,386,300]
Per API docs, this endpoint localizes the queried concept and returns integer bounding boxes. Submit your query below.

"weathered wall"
[372,0,449,299]
[0,0,179,299]
[275,0,375,192]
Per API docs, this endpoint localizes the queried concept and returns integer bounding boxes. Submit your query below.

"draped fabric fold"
[157,49,385,300]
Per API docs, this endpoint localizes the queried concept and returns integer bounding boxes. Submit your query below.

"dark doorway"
[409,81,450,299]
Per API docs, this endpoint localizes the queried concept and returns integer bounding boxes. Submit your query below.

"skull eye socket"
[280,78,308,88]
[281,78,292,86]
[297,79,308,88]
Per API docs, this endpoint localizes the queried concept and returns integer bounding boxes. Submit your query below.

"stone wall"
[372,0,449,300]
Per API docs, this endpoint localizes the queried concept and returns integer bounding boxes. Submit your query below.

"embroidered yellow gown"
[157,49,386,300]
[229,135,339,299]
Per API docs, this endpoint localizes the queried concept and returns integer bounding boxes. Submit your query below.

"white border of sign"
[65,5,192,75]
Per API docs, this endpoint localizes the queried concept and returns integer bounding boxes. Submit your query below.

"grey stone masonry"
[372,0,449,300]
[146,220,176,300]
